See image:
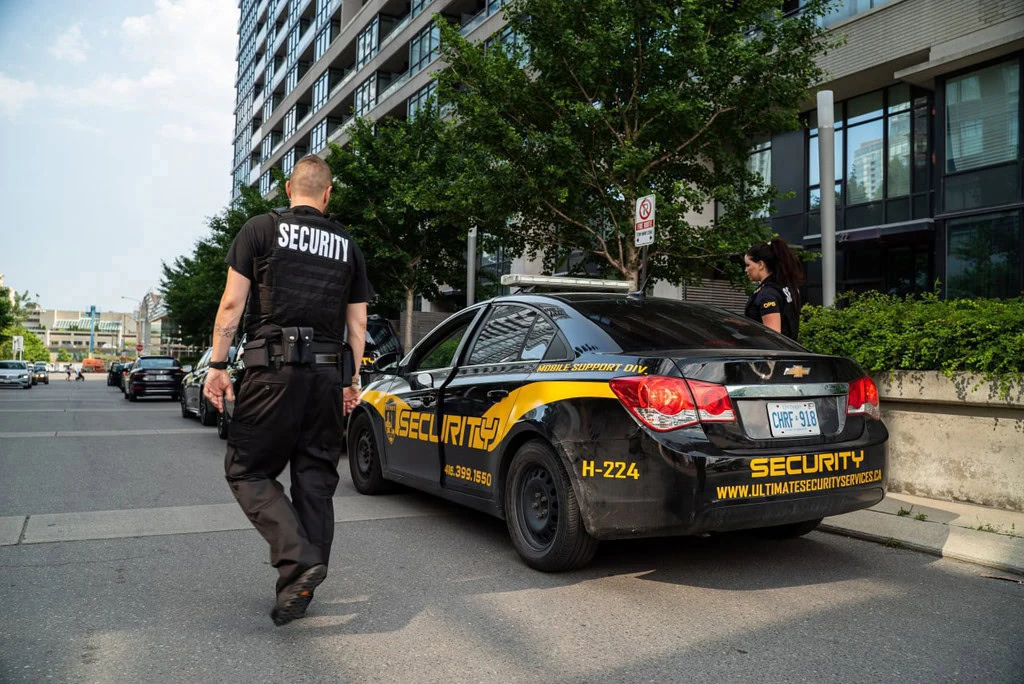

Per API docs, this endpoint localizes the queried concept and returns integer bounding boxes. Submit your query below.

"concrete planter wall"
[872,371,1024,512]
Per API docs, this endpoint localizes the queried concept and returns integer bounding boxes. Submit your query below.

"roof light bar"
[500,274,633,292]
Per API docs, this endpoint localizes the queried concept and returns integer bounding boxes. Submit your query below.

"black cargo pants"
[225,363,345,593]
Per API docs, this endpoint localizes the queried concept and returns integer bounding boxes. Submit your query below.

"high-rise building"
[231,0,510,200]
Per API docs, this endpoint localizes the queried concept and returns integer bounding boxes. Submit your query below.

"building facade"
[232,0,1024,313]
[770,0,1023,301]
[21,307,138,357]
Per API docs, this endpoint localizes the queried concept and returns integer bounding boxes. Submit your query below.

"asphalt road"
[1,376,1022,683]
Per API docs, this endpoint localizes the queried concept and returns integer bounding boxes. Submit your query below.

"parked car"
[119,360,135,393]
[107,362,125,386]
[31,364,49,385]
[0,360,32,389]
[124,356,184,402]
[348,294,888,571]
[180,345,237,426]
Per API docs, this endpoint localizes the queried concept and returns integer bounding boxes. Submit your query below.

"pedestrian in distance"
[65,365,71,382]
[203,155,373,626]
[743,237,804,341]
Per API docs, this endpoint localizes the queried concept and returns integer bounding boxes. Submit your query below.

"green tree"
[161,183,281,345]
[0,287,15,345]
[56,348,72,363]
[0,326,48,362]
[327,110,506,348]
[438,0,835,286]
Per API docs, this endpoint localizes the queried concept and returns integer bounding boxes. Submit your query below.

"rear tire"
[755,518,823,539]
[504,440,598,572]
[180,393,190,418]
[198,394,217,426]
[128,387,137,402]
[348,413,391,494]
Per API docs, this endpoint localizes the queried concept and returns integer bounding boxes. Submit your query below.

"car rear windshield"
[0,361,27,369]
[138,358,181,369]
[570,298,805,352]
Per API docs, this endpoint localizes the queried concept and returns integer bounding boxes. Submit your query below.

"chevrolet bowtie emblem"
[783,365,811,379]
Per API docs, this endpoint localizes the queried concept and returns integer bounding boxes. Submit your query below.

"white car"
[0,360,32,389]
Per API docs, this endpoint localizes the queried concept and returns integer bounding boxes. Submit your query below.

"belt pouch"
[298,327,315,365]
[243,338,269,368]
[281,327,302,364]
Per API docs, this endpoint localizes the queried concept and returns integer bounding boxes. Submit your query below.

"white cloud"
[44,0,238,143]
[53,117,105,135]
[50,25,90,64]
[0,72,39,116]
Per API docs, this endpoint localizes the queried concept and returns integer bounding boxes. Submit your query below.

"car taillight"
[686,379,736,423]
[609,376,736,432]
[847,376,880,420]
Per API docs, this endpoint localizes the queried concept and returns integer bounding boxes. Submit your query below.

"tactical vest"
[246,207,354,345]
[745,279,800,341]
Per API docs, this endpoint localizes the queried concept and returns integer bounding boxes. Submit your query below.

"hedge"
[800,292,1024,393]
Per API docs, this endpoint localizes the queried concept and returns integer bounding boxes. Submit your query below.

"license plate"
[154,374,170,380]
[767,401,820,437]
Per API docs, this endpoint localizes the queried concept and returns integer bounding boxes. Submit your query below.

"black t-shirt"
[744,276,800,341]
[225,206,373,336]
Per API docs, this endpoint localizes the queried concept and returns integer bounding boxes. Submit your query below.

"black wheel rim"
[355,429,374,479]
[517,464,560,551]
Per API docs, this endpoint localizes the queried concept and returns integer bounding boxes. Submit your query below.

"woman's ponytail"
[746,237,804,308]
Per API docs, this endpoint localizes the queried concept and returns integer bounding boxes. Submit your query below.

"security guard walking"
[204,155,371,626]
[743,237,803,341]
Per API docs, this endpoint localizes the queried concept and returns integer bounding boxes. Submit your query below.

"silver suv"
[0,360,32,389]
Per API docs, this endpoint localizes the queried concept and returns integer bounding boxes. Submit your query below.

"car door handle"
[420,395,435,407]
[487,389,509,400]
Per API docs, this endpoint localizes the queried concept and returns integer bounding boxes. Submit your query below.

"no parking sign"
[634,195,655,247]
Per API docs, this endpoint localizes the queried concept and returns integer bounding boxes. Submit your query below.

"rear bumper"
[132,381,179,396]
[567,424,889,540]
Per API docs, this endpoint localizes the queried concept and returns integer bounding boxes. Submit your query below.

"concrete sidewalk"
[823,492,1024,576]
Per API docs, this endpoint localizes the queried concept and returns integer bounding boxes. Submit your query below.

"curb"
[821,509,1024,576]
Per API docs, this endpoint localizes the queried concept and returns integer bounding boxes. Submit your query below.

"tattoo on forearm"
[214,324,237,339]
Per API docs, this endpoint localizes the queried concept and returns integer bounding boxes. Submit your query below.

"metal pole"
[639,246,649,292]
[817,90,836,307]
[88,305,96,357]
[466,226,477,306]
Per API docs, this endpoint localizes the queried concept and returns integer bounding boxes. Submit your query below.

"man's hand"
[342,386,361,415]
[204,369,233,413]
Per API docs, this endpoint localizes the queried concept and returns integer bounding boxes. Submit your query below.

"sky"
[0,0,240,315]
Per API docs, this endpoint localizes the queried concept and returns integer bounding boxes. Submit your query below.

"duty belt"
[267,343,341,365]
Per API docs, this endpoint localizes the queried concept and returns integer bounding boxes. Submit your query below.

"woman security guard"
[743,237,803,341]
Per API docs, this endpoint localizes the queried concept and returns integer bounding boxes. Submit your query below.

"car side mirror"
[416,372,434,389]
[182,365,194,374]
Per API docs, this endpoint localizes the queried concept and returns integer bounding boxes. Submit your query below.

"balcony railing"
[377,70,411,103]
[460,8,489,36]
[378,13,412,54]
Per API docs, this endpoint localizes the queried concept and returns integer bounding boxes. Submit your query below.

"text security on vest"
[276,222,350,261]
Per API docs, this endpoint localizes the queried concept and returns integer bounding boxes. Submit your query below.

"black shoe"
[271,564,327,626]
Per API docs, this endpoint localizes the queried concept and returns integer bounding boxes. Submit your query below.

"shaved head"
[289,155,333,196]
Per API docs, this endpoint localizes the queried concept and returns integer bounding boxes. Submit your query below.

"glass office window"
[410,23,440,74]
[357,17,379,68]
[408,81,437,119]
[310,119,328,152]
[355,76,376,117]
[946,212,1021,299]
[945,60,1019,173]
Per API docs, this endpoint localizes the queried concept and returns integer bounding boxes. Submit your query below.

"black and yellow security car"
[347,294,888,571]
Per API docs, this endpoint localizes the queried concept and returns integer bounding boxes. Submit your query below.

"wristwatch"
[209,361,229,370]
[350,379,361,390]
